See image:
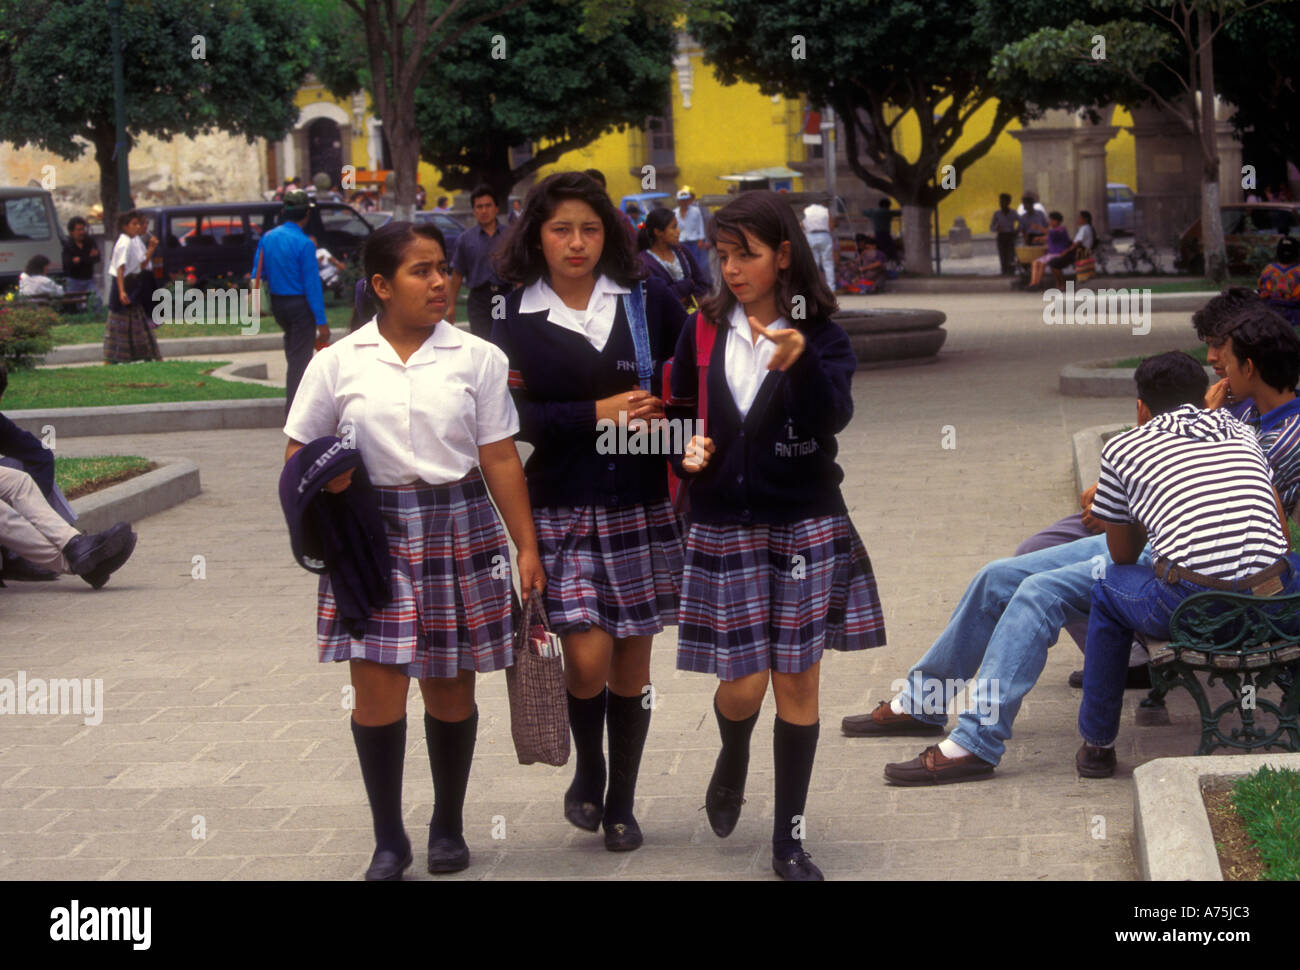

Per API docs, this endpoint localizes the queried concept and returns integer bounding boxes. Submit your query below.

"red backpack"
[663,312,719,516]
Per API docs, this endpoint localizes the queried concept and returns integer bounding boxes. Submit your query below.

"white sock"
[938,737,972,759]
[889,695,906,715]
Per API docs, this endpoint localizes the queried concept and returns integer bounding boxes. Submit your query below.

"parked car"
[1106,183,1134,235]
[134,200,374,290]
[1176,202,1300,274]
[412,209,468,256]
[0,187,68,288]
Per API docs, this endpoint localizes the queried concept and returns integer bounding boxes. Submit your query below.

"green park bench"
[1137,590,1300,755]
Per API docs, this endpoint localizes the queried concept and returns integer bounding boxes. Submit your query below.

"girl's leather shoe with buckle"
[772,848,824,881]
[564,787,603,832]
[427,834,470,873]
[364,842,413,881]
[603,818,643,852]
[704,762,746,838]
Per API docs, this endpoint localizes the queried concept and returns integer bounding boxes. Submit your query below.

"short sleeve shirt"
[283,319,519,486]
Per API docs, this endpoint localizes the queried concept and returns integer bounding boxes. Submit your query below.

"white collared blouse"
[284,318,519,486]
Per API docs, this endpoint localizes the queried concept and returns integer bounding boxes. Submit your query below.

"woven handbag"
[504,592,570,766]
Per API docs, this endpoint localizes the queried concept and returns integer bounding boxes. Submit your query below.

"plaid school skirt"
[532,500,684,638]
[316,474,513,678]
[676,514,886,680]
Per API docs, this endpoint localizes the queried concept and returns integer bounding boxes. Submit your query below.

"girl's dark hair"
[24,254,50,275]
[353,220,448,323]
[1277,235,1299,264]
[699,190,838,326]
[493,171,642,287]
[1048,210,1064,223]
[1224,306,1300,392]
[637,207,676,251]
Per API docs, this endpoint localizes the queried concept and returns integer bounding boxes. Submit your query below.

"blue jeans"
[897,533,1152,765]
[1077,555,1300,747]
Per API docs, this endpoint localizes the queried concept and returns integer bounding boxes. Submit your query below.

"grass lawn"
[47,292,471,347]
[1231,766,1300,880]
[1109,343,1210,369]
[2,360,283,409]
[54,456,154,499]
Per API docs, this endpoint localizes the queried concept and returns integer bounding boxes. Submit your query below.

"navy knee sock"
[604,690,652,825]
[425,708,477,842]
[350,716,408,855]
[713,696,760,792]
[566,689,607,805]
[772,716,819,860]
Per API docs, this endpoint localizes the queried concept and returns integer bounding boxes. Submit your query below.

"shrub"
[0,302,58,369]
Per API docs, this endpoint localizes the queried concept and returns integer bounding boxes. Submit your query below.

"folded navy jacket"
[279,436,392,639]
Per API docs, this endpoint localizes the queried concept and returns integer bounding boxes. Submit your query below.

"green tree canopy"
[0,0,315,231]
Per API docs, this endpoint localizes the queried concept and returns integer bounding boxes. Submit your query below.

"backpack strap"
[622,282,653,392]
[695,312,718,434]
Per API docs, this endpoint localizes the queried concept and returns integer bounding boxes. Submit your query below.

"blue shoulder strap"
[623,282,653,392]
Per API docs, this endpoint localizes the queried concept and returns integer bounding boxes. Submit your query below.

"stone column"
[1074,127,1117,238]
[1009,108,1080,216]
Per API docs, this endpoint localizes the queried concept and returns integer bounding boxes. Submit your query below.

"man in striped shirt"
[1077,349,1300,777]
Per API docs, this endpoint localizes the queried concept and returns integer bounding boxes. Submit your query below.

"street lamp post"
[107,0,130,209]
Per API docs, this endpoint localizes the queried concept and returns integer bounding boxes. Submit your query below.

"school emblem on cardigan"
[596,412,702,456]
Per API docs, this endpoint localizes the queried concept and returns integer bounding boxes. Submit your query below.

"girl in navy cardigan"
[667,190,886,881]
[491,172,687,852]
[637,207,711,311]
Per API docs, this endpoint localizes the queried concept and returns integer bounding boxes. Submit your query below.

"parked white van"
[0,187,67,288]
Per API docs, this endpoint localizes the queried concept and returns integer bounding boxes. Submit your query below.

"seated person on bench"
[1049,210,1095,290]
[18,255,64,299]
[1077,340,1300,777]
[1028,212,1070,288]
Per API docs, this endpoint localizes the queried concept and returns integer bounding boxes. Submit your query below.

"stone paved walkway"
[0,292,1220,880]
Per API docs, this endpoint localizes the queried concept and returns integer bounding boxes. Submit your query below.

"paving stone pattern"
[0,293,1232,880]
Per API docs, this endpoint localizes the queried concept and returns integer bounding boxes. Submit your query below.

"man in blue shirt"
[252,190,328,413]
[448,185,508,339]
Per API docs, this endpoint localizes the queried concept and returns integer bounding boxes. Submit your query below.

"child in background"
[837,234,886,294]
[668,190,886,881]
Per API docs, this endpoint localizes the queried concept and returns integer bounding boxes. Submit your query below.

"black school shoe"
[81,524,137,589]
[703,760,746,838]
[772,848,824,881]
[427,833,470,874]
[0,555,59,581]
[1075,742,1117,778]
[603,819,643,852]
[364,840,413,881]
[564,784,603,832]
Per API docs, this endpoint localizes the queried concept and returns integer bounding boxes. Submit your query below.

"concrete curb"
[1133,753,1300,880]
[43,329,347,366]
[69,456,201,533]
[5,398,285,437]
[1072,422,1128,494]
[1061,361,1217,398]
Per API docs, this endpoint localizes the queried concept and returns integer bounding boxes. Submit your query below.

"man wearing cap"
[252,190,329,414]
[675,187,708,278]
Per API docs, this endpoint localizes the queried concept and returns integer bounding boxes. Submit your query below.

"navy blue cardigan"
[491,276,687,509]
[667,312,856,524]
[638,245,709,306]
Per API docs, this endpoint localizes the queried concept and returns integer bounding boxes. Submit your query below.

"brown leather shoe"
[883,745,995,786]
[1075,742,1116,778]
[842,700,945,737]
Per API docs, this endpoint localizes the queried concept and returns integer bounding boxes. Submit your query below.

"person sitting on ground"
[1076,344,1300,777]
[1049,210,1096,290]
[1017,194,1049,246]
[18,255,63,299]
[0,364,137,588]
[837,234,886,294]
[1028,211,1070,288]
[1256,235,1300,328]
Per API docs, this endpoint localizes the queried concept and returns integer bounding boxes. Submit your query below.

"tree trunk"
[1197,8,1228,284]
[389,123,418,223]
[901,204,933,276]
[92,125,121,238]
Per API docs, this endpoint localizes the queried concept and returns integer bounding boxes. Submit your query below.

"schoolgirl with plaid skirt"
[284,221,544,881]
[666,191,886,881]
[491,172,687,852]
